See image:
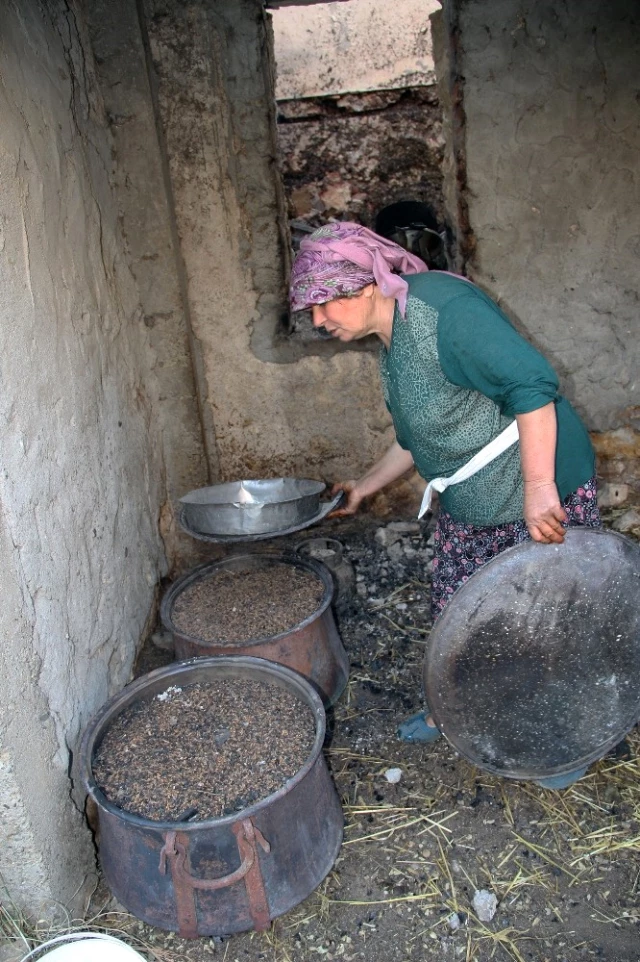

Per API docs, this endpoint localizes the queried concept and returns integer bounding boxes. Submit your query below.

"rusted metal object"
[160,553,349,706]
[294,536,356,613]
[80,657,344,938]
[158,820,271,936]
[424,528,640,780]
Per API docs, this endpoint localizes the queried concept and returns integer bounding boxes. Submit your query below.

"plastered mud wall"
[0,0,167,914]
[439,0,640,498]
[271,0,440,100]
[86,0,209,564]
[141,0,398,490]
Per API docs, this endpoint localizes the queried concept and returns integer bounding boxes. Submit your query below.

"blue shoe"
[534,766,589,789]
[397,710,441,743]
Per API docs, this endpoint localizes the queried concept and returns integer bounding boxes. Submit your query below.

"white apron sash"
[418,420,520,520]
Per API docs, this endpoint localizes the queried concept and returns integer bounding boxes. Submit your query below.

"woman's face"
[311,285,381,342]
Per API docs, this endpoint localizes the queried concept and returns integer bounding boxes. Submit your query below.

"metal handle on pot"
[159,820,271,936]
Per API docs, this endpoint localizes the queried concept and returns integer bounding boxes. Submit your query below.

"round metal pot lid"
[178,478,331,538]
[177,490,344,543]
[179,478,325,509]
[424,528,640,780]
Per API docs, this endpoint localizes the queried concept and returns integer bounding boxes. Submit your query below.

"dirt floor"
[8,508,639,962]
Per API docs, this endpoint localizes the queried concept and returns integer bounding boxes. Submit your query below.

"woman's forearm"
[355,441,415,499]
[329,440,415,517]
[516,402,567,543]
[516,402,558,485]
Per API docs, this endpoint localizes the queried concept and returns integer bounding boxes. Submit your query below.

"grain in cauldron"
[160,553,349,706]
[80,656,344,938]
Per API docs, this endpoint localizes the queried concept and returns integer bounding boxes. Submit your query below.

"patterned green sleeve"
[436,292,560,417]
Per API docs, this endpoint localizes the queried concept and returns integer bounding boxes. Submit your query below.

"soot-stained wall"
[278,88,445,234]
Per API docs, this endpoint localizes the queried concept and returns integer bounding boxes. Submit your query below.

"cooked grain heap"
[171,563,324,642]
[93,679,316,821]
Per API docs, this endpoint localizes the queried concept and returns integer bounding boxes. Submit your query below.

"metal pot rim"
[80,655,327,830]
[159,553,334,647]
[179,478,326,509]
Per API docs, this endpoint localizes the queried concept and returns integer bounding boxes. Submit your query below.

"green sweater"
[379,272,595,526]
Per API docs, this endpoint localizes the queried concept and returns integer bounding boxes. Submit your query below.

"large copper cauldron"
[160,553,349,706]
[80,657,344,938]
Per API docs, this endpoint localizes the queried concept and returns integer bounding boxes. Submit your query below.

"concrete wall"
[0,0,167,915]
[140,0,398,489]
[438,0,640,497]
[271,0,440,99]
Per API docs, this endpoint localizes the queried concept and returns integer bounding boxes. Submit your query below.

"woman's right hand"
[326,442,415,519]
[328,481,363,517]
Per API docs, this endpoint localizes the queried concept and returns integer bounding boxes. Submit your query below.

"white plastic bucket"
[20,932,146,962]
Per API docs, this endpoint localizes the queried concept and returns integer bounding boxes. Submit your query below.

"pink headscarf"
[289,222,428,317]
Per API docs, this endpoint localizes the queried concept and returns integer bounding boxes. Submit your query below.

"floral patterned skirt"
[431,478,601,619]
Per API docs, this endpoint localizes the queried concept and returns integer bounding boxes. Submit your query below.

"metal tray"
[424,528,640,780]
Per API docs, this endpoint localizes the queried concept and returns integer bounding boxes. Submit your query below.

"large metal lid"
[424,528,640,780]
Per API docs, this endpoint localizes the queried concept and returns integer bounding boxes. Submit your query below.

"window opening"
[269,0,447,353]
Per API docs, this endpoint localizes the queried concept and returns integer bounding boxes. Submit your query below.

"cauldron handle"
[159,819,271,937]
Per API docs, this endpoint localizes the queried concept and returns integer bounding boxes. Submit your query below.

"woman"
[290,222,601,787]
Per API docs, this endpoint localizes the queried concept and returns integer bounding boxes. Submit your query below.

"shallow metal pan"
[178,491,344,544]
[178,478,328,537]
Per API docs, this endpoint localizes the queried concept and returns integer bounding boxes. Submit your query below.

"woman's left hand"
[523,480,567,543]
